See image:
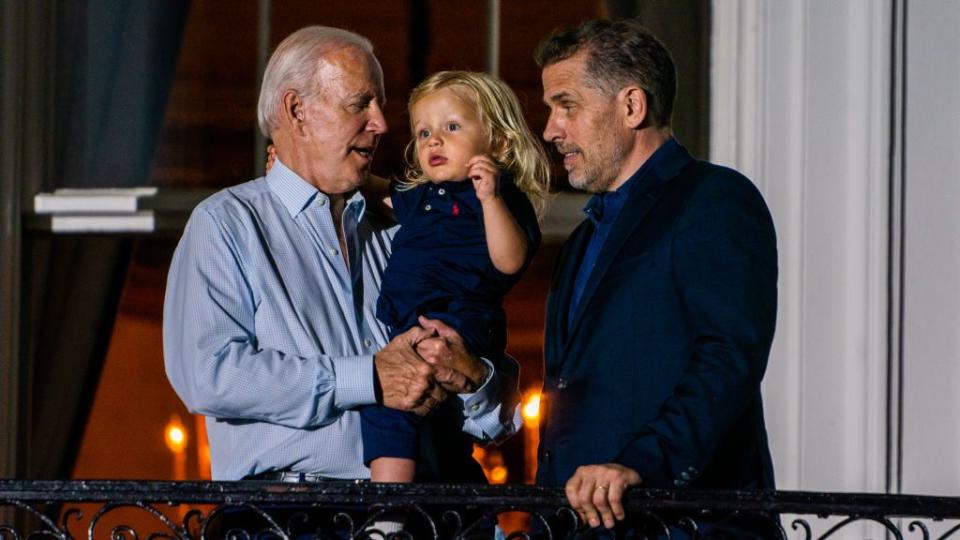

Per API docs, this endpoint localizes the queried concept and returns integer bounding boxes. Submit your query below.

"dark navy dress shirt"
[568,138,679,330]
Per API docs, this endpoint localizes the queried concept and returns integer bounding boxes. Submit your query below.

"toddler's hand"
[467,155,499,202]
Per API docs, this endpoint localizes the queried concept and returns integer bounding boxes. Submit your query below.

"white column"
[711,0,893,496]
[900,0,960,498]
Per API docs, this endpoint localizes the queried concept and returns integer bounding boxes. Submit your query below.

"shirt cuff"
[333,354,377,410]
[457,358,522,441]
[458,358,495,415]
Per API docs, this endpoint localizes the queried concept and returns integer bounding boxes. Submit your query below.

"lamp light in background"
[164,414,188,481]
[489,463,508,484]
[522,390,541,484]
[471,445,509,485]
[522,392,540,423]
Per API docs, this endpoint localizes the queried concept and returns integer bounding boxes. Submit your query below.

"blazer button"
[557,378,568,390]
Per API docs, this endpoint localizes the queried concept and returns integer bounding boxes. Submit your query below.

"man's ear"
[621,87,648,130]
[281,90,306,134]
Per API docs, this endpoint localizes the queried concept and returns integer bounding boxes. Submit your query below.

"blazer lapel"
[562,144,694,356]
[545,219,592,370]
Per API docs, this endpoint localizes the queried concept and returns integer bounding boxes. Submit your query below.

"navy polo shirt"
[376,174,540,356]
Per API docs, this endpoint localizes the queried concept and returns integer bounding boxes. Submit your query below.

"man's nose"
[367,102,388,135]
[542,112,562,142]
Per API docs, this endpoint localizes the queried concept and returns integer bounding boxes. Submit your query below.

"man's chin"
[350,165,374,184]
[567,173,589,192]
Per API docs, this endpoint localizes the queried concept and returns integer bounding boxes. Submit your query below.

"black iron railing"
[2,480,960,539]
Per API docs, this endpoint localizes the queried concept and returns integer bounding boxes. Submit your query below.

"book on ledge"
[33,211,189,233]
[34,187,213,214]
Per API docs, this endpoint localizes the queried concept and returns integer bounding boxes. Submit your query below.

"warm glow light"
[472,444,487,461]
[169,427,185,445]
[164,416,188,454]
[522,393,541,421]
[490,465,508,484]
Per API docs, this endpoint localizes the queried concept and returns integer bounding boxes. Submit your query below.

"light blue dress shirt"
[163,159,521,480]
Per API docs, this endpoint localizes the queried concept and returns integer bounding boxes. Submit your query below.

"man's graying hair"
[257,26,380,137]
[534,18,677,129]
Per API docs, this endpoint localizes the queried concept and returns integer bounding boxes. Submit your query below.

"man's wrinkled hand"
[265,144,277,173]
[565,463,641,530]
[416,316,486,393]
[374,326,448,415]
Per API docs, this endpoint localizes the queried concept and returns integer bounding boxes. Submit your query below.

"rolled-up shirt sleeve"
[163,207,376,429]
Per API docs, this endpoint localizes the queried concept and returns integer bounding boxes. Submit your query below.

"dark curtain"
[22,0,190,479]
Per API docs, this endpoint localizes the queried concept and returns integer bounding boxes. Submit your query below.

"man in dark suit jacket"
[534,19,778,532]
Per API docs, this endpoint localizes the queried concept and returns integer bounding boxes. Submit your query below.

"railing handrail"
[2,480,959,519]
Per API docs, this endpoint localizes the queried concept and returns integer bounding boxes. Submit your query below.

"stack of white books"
[32,187,210,233]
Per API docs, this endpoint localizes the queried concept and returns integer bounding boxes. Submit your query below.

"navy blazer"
[536,142,778,490]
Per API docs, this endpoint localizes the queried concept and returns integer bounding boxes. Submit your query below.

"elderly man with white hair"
[163,25,521,485]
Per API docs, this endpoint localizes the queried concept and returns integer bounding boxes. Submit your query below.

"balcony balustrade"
[3,480,960,539]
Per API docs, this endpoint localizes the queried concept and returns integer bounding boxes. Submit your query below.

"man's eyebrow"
[348,91,374,101]
[546,91,574,104]
[353,89,386,106]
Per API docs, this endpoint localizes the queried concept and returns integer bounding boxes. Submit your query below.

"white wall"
[900,0,960,497]
[711,2,960,535]
[712,0,892,495]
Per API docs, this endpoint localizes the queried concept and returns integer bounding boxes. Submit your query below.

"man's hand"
[565,463,642,530]
[374,326,449,415]
[265,144,277,173]
[416,316,487,393]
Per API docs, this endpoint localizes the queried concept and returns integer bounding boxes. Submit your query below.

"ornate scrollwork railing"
[1,480,960,539]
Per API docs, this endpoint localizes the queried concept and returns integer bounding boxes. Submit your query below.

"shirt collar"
[582,137,679,222]
[267,158,366,218]
[583,186,626,225]
[432,170,515,194]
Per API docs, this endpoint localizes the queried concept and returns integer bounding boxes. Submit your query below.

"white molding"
[711,0,892,497]
[709,1,737,165]
[832,0,891,494]
[710,0,765,181]
[859,0,894,495]
[899,0,960,501]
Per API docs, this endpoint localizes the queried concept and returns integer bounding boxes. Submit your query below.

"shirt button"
[471,404,480,412]
[438,188,446,195]
[542,451,552,462]
[328,248,338,256]
[673,479,684,487]
[363,338,373,348]
[319,199,327,207]
[424,204,432,211]
[557,378,568,390]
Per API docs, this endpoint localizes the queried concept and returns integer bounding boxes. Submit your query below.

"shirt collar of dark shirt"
[582,137,679,225]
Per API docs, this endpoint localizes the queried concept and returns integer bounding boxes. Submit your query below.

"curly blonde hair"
[401,71,550,217]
